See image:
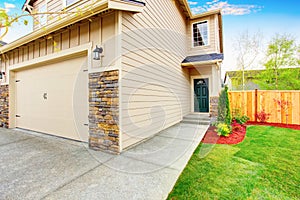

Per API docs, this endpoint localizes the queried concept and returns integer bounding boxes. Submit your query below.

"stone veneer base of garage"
[88,70,120,154]
[0,85,9,128]
[209,96,219,117]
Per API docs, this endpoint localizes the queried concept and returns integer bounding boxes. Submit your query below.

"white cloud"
[188,1,198,6]
[189,0,263,16]
[3,2,16,12]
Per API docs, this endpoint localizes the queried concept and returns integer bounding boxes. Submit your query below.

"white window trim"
[191,20,210,48]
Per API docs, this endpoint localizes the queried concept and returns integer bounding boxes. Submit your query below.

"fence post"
[254,89,258,122]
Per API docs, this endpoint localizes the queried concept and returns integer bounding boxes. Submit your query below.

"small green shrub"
[216,123,232,137]
[232,108,249,124]
[235,115,249,124]
[233,113,249,124]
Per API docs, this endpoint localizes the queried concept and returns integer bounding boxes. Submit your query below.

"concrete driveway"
[0,123,208,200]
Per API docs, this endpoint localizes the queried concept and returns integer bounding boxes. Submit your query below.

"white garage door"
[15,56,89,142]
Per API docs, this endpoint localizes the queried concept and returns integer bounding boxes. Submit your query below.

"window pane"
[193,21,208,47]
[39,4,47,26]
[66,0,78,6]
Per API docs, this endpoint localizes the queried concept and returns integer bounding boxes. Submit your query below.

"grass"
[168,126,300,200]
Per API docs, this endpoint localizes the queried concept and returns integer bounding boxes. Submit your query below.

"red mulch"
[202,121,300,145]
[246,121,300,130]
[202,122,246,145]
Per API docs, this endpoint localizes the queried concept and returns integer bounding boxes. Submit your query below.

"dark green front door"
[194,78,209,112]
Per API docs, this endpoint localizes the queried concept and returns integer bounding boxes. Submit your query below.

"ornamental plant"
[217,86,232,125]
[232,109,250,125]
[255,110,271,123]
[273,98,291,124]
[216,123,232,137]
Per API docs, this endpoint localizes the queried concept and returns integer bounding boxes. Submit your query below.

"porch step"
[181,114,211,125]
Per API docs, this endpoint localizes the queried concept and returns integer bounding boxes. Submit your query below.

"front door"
[194,78,209,112]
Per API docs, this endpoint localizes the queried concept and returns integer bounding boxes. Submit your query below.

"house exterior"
[0,0,224,154]
[224,68,300,91]
[224,70,261,90]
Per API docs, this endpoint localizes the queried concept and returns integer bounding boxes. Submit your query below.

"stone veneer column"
[210,96,219,118]
[0,85,9,128]
[88,70,120,154]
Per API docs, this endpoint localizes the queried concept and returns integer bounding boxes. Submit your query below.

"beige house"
[0,0,224,154]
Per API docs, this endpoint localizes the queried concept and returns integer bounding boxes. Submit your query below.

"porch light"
[0,72,5,80]
[93,45,103,60]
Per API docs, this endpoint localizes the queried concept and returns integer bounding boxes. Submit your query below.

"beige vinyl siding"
[1,12,116,80]
[47,0,62,13]
[121,0,190,148]
[187,14,219,56]
[33,0,105,31]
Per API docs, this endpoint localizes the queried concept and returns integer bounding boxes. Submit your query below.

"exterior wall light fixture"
[93,45,103,60]
[0,72,5,80]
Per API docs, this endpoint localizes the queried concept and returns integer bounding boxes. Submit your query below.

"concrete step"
[181,119,210,125]
[183,115,210,121]
[181,114,211,125]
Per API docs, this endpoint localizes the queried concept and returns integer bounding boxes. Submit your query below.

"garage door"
[15,56,89,142]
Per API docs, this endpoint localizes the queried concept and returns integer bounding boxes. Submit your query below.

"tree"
[256,34,300,90]
[217,86,232,125]
[0,2,98,41]
[233,30,263,90]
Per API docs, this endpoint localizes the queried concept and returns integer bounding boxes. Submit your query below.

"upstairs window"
[38,4,47,27]
[193,21,208,47]
[64,0,79,7]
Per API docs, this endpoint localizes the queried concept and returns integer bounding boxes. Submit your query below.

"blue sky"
[1,0,300,73]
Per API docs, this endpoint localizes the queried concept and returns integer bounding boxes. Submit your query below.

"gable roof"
[22,0,146,12]
[0,41,7,47]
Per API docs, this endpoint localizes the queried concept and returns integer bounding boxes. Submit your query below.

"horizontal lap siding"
[1,13,115,76]
[121,0,190,148]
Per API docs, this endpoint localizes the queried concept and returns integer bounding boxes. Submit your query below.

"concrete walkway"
[0,122,208,200]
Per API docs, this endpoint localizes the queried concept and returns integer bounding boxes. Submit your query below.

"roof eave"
[190,9,222,19]
[181,59,223,67]
[0,0,145,54]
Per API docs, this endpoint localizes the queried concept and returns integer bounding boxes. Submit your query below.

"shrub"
[217,86,232,125]
[256,110,271,123]
[216,123,232,137]
[234,115,250,125]
[232,108,249,124]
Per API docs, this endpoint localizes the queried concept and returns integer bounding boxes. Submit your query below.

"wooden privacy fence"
[229,90,300,125]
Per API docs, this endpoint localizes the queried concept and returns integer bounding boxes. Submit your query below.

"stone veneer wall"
[0,85,9,128]
[89,70,120,154]
[210,96,219,118]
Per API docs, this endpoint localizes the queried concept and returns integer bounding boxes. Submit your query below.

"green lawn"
[168,126,300,200]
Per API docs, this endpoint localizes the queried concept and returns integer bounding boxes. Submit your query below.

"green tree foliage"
[217,86,232,125]
[255,34,300,90]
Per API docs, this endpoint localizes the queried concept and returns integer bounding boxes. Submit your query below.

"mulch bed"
[202,122,246,145]
[201,121,300,145]
[246,121,300,130]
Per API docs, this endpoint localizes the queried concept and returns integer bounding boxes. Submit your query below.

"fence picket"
[229,90,300,125]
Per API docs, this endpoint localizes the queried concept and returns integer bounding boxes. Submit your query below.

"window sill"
[192,44,211,49]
